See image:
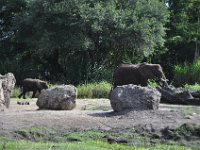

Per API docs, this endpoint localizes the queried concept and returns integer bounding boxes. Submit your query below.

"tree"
[166,0,200,62]
[2,0,169,84]
[0,0,27,83]
[188,0,200,61]
[0,0,26,56]
[154,0,200,82]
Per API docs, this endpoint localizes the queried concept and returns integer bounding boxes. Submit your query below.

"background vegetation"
[1,0,200,87]
[77,81,112,99]
[174,60,200,86]
[11,81,112,99]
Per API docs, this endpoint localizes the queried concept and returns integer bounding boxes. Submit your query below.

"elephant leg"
[23,91,26,99]
[18,92,23,99]
[38,89,41,93]
[19,89,26,99]
[32,90,37,98]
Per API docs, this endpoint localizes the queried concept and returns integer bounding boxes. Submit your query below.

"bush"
[173,59,200,86]
[148,79,159,89]
[11,87,21,98]
[11,82,112,99]
[184,83,200,92]
[77,81,112,99]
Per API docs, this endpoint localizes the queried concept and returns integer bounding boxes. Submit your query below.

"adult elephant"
[113,63,168,88]
[18,78,48,99]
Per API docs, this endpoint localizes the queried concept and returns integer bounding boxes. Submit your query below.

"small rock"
[185,115,194,119]
[17,101,30,105]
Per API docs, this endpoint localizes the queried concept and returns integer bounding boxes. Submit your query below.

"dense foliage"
[158,0,200,82]
[174,59,200,86]
[1,0,200,86]
[1,0,168,85]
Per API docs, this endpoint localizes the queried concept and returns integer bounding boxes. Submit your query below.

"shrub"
[184,83,200,92]
[148,79,159,89]
[77,81,112,99]
[11,82,112,99]
[11,87,21,98]
[173,59,200,86]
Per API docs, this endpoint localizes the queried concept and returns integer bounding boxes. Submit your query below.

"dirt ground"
[1,98,200,140]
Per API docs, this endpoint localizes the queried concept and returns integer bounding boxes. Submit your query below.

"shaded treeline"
[0,0,199,86]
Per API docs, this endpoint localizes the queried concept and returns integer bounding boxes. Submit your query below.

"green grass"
[174,59,200,86]
[0,137,195,150]
[12,81,112,99]
[1,127,198,150]
[180,107,195,116]
[11,86,21,98]
[77,81,112,99]
[184,83,200,91]
[14,127,56,141]
[147,79,159,89]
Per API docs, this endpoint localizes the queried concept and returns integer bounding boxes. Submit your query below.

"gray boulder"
[36,85,77,110]
[0,73,16,108]
[109,84,161,112]
[157,85,199,105]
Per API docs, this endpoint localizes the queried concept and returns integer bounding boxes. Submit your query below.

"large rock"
[0,73,16,108]
[36,85,77,110]
[157,85,200,105]
[109,84,161,112]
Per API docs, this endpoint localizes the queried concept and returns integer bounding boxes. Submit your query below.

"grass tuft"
[11,87,21,98]
[174,59,200,86]
[77,81,112,99]
[11,82,112,99]
[184,83,200,91]
[1,128,198,149]
[148,79,159,89]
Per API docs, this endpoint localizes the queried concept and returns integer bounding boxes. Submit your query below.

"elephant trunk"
[158,67,168,87]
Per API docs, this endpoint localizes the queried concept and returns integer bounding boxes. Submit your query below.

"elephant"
[18,78,48,99]
[113,63,168,88]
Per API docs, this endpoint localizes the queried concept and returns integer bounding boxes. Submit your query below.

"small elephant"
[113,63,168,88]
[18,78,48,99]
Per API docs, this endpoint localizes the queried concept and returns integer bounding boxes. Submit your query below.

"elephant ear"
[151,65,166,79]
[36,82,42,90]
[41,81,48,89]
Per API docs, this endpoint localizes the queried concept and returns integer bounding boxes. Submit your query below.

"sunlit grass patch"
[148,79,159,89]
[11,87,21,98]
[184,83,200,92]
[15,127,56,141]
[0,137,195,150]
[1,128,198,150]
[77,81,112,99]
[174,59,200,86]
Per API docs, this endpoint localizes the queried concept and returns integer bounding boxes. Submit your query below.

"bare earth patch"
[1,98,200,142]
